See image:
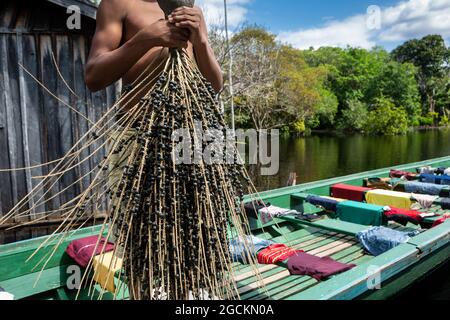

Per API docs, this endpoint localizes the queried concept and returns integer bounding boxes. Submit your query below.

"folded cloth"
[411,193,438,210]
[366,189,412,210]
[393,181,406,192]
[364,177,392,190]
[330,184,372,202]
[229,235,275,263]
[287,252,356,281]
[66,236,115,268]
[439,175,450,185]
[436,167,447,175]
[93,251,123,293]
[432,216,450,228]
[244,200,269,219]
[257,244,302,265]
[336,201,385,226]
[419,174,450,185]
[0,287,14,300]
[356,227,418,256]
[445,168,450,176]
[306,195,339,212]
[404,181,447,196]
[259,205,297,225]
[322,196,346,202]
[440,198,450,210]
[420,173,439,184]
[390,170,417,181]
[418,166,436,175]
[383,207,423,226]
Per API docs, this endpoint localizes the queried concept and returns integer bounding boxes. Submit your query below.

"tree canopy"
[212,27,450,136]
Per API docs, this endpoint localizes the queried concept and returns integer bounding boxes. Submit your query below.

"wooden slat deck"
[231,218,423,300]
[231,224,369,300]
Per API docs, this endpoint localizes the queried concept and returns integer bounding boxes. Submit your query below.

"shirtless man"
[85,1,223,259]
[85,0,223,95]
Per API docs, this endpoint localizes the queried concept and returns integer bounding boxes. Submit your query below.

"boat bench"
[290,193,384,233]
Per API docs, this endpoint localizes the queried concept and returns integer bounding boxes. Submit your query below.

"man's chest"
[123,3,165,39]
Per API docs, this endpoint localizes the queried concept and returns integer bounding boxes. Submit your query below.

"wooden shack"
[0,0,119,242]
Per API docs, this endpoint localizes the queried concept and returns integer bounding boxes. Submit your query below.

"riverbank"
[310,125,450,136]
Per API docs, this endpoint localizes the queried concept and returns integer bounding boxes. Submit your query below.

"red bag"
[66,236,115,268]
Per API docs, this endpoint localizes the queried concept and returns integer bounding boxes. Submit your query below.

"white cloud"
[278,15,376,50]
[197,0,251,29]
[278,0,450,50]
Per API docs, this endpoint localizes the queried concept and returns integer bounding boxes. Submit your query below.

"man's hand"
[144,19,190,48]
[168,6,208,47]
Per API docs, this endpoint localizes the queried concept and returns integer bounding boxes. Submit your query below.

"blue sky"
[245,0,395,32]
[198,0,450,51]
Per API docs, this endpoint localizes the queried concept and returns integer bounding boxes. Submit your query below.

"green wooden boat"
[1,156,450,300]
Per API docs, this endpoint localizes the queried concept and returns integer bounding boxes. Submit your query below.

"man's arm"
[85,0,189,92]
[169,6,224,93]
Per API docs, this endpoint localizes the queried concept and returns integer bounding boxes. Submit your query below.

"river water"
[253,129,450,191]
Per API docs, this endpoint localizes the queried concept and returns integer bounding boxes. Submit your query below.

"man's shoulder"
[98,0,134,17]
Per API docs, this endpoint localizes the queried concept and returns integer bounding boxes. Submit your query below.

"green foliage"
[313,88,339,127]
[439,115,450,127]
[292,120,306,134]
[392,35,450,114]
[280,126,291,136]
[419,112,439,126]
[275,45,332,125]
[392,35,449,79]
[337,99,368,133]
[214,26,449,136]
[365,97,409,135]
[366,61,421,123]
[419,115,434,126]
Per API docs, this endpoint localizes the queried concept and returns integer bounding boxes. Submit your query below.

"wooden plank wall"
[0,0,119,243]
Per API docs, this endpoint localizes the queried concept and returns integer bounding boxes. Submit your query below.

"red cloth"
[66,236,115,268]
[390,170,417,181]
[257,244,303,265]
[384,207,423,225]
[287,252,356,281]
[330,184,372,202]
[432,216,450,228]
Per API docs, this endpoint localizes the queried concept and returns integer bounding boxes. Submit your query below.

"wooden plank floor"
[230,227,368,300]
[231,221,423,300]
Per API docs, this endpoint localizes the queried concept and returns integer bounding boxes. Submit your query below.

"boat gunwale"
[247,155,450,201]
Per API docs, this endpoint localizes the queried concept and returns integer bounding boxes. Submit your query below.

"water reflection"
[253,129,450,191]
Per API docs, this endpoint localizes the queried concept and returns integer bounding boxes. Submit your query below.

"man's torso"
[120,0,194,86]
